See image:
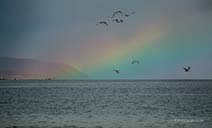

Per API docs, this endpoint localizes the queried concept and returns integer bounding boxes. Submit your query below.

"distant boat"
[46,77,56,80]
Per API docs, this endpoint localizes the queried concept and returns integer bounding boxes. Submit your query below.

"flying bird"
[124,11,135,17]
[96,21,109,26]
[124,14,130,17]
[113,69,120,74]
[112,19,123,23]
[183,66,191,72]
[131,60,140,64]
[112,11,123,18]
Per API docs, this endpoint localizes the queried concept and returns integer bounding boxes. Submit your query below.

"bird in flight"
[112,19,123,23]
[124,14,130,17]
[124,11,135,17]
[131,60,140,64]
[112,11,123,18]
[113,69,120,74]
[96,21,109,26]
[183,66,191,72]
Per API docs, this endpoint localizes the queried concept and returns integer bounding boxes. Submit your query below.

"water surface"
[0,80,212,128]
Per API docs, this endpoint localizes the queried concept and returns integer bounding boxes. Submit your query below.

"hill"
[0,57,87,80]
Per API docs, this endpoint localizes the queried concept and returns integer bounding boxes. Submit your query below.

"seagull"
[124,11,135,17]
[96,21,109,26]
[131,60,140,64]
[112,19,123,23]
[113,69,120,74]
[124,14,130,17]
[112,11,123,18]
[183,66,191,72]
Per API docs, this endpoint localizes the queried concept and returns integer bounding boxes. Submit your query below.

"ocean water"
[0,80,212,128]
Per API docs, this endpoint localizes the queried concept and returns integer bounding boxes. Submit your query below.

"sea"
[0,80,212,128]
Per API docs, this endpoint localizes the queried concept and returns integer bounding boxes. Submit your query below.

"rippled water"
[0,80,212,128]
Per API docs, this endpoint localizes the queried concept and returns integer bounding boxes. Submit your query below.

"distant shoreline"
[0,79,212,82]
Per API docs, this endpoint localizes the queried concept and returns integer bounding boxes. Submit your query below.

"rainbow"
[57,21,170,79]
[56,18,212,79]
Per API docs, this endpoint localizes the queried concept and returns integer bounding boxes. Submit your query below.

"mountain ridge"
[0,57,87,80]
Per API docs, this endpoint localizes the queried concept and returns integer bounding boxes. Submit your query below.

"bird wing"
[112,11,123,17]
[132,60,139,64]
[183,67,188,71]
[113,69,117,72]
[124,14,129,17]
[97,21,108,26]
[125,11,135,17]
[112,19,118,22]
[113,19,122,23]
[113,70,119,74]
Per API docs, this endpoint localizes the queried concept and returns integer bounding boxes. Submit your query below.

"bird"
[112,19,123,23]
[112,11,123,18]
[131,60,140,64]
[113,69,120,74]
[183,66,191,72]
[96,21,109,26]
[124,11,135,17]
[124,14,130,17]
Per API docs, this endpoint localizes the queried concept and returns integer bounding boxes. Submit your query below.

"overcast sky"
[0,0,212,79]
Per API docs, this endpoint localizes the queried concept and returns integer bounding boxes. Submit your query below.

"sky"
[0,0,212,79]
